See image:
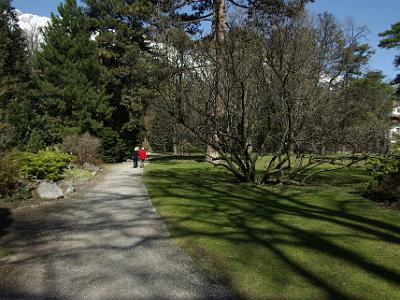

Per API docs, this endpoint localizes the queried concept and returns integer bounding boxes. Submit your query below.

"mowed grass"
[144,160,400,300]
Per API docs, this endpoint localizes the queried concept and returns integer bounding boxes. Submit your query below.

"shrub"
[14,150,75,181]
[63,168,96,181]
[0,151,21,197]
[366,151,400,203]
[63,132,100,165]
[25,131,45,153]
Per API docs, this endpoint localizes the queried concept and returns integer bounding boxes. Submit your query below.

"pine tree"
[379,21,400,87]
[35,0,113,145]
[84,0,158,155]
[379,22,400,68]
[0,0,33,149]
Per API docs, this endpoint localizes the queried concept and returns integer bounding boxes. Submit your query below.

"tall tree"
[158,0,314,158]
[0,0,33,149]
[34,0,113,146]
[84,0,158,156]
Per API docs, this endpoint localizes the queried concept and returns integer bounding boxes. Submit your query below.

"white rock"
[83,162,100,173]
[58,180,75,195]
[37,182,64,199]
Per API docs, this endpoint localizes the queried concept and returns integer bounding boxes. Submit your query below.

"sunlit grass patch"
[145,160,400,299]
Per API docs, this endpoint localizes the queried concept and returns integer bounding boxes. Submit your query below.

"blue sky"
[307,0,400,81]
[12,0,400,80]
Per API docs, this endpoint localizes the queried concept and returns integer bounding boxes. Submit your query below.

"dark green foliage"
[341,43,374,80]
[0,0,29,91]
[379,21,400,83]
[0,151,22,197]
[25,131,45,153]
[84,0,158,160]
[99,127,129,163]
[34,0,113,145]
[13,150,75,181]
[341,72,393,137]
[379,22,400,68]
[0,0,34,149]
[366,151,400,203]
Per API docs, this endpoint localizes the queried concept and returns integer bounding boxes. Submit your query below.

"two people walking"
[132,147,147,168]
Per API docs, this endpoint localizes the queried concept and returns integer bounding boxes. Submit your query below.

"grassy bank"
[144,160,400,299]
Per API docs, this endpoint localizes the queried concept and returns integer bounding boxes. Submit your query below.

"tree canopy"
[34,0,114,146]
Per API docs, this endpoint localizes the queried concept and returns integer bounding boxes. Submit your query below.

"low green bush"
[63,168,96,181]
[14,150,75,181]
[366,151,400,203]
[0,151,21,197]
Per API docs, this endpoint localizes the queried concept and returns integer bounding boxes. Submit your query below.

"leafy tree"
[34,0,113,145]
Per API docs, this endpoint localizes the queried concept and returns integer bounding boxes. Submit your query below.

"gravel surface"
[0,163,234,300]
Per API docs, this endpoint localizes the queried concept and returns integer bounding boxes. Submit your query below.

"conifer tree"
[0,0,33,149]
[35,0,113,145]
[379,21,400,88]
[84,0,158,154]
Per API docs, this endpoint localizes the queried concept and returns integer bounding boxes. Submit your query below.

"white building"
[390,105,400,143]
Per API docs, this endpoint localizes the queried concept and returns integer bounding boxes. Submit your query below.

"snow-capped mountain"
[16,9,50,32]
[15,10,50,53]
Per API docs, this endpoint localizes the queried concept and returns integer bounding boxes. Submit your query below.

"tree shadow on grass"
[146,167,400,299]
[307,167,370,187]
[149,155,206,163]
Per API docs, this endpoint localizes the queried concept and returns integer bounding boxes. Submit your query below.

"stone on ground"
[36,181,64,199]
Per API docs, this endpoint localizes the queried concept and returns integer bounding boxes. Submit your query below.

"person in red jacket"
[138,147,147,168]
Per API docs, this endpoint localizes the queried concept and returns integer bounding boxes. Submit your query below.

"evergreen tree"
[84,0,158,155]
[379,22,400,68]
[35,0,113,145]
[0,0,33,149]
[379,21,400,91]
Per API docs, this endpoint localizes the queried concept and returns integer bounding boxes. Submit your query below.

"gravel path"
[0,163,233,300]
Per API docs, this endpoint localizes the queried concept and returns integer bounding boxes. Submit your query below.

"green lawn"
[144,160,400,300]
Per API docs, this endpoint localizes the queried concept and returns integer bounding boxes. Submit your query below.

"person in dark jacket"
[138,147,147,168]
[132,146,139,168]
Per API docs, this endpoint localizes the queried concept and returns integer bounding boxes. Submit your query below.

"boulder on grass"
[37,182,64,199]
[82,162,100,173]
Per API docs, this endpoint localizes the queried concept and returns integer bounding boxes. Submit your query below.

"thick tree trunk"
[207,0,226,161]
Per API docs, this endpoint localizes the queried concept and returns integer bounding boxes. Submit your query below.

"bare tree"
[155,7,392,184]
